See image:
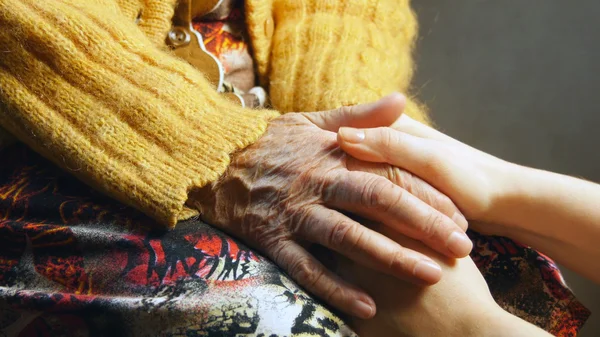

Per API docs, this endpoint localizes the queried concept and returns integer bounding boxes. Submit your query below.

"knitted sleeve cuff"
[0,0,280,228]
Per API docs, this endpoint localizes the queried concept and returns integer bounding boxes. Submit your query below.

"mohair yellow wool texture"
[0,0,427,228]
[251,0,429,123]
[0,0,279,227]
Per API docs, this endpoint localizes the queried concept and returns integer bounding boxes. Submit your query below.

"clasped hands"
[191,93,499,319]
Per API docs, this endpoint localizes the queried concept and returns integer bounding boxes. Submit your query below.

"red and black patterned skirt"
[0,143,590,336]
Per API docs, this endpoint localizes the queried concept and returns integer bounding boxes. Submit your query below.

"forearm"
[471,308,552,337]
[484,163,600,282]
[0,0,279,227]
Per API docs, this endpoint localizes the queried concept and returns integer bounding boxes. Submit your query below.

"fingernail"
[352,299,375,319]
[413,259,442,284]
[339,127,365,144]
[447,231,473,257]
[452,212,469,231]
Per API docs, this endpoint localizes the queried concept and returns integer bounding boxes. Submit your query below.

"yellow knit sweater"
[0,0,425,228]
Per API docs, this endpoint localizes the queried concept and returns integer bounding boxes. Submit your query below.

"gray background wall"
[411,1,600,335]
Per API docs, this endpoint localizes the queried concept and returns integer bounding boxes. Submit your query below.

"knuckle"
[288,206,313,236]
[388,249,407,272]
[340,104,354,117]
[422,212,445,240]
[255,224,289,251]
[385,165,397,183]
[323,283,344,304]
[315,170,336,191]
[333,105,352,125]
[359,177,377,207]
[380,128,394,148]
[290,257,322,289]
[412,178,451,211]
[268,241,287,263]
[361,176,405,214]
[328,220,357,250]
[392,167,411,189]
[360,176,386,208]
[319,171,343,202]
[380,129,399,162]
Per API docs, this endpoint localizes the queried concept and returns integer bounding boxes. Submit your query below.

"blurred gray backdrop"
[412,1,600,336]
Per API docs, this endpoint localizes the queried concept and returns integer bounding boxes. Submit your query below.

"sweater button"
[167,27,190,47]
[264,17,274,39]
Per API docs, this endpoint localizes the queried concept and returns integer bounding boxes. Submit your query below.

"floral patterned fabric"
[0,144,356,337]
[470,231,590,335]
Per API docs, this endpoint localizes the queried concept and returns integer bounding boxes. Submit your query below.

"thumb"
[303,93,406,132]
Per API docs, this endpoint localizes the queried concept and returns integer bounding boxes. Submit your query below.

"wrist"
[459,304,506,337]
[482,161,532,224]
[470,161,535,237]
[462,306,550,337]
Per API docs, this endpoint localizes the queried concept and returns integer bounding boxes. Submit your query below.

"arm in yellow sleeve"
[0,0,279,228]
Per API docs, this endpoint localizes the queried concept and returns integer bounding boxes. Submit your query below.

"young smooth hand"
[337,114,511,222]
[336,222,551,337]
[339,111,600,284]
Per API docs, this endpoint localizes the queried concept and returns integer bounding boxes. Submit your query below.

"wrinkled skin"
[191,96,472,318]
[345,158,468,225]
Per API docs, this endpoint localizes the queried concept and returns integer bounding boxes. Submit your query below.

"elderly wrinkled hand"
[190,94,471,319]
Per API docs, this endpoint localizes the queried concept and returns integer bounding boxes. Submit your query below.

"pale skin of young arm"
[336,112,600,284]
[482,165,600,283]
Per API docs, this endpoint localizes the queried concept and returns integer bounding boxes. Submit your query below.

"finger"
[394,115,496,157]
[294,205,443,284]
[303,93,406,132]
[391,114,469,150]
[270,240,377,319]
[324,171,473,258]
[345,158,468,231]
[338,127,446,178]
